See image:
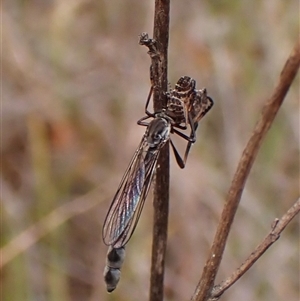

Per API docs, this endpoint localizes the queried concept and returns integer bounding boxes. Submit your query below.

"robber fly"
[102,76,213,292]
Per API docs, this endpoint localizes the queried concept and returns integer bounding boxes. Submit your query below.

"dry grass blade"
[0,188,105,269]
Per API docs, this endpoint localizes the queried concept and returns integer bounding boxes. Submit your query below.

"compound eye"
[153,133,162,143]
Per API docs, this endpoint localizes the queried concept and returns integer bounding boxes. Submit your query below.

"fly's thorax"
[146,117,171,148]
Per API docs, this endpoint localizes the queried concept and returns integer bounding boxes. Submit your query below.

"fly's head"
[146,117,171,148]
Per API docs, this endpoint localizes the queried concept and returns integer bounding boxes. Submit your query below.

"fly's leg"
[170,108,197,142]
[183,112,198,163]
[170,112,198,168]
[144,85,155,117]
[137,85,155,127]
[137,115,152,127]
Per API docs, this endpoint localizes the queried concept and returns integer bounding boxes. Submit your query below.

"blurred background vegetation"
[2,0,299,300]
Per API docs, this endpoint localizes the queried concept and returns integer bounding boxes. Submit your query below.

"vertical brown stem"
[149,1,170,301]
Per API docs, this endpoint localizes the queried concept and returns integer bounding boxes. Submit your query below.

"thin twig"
[209,198,300,300]
[191,39,300,301]
[140,1,170,300]
[151,0,170,297]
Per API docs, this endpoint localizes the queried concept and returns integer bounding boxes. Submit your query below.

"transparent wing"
[102,137,160,248]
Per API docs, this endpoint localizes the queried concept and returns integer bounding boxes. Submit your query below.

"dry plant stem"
[210,198,300,300]
[148,1,170,301]
[192,40,300,301]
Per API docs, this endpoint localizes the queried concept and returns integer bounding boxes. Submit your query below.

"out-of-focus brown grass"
[2,1,299,301]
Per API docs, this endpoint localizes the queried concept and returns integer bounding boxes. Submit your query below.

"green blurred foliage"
[2,0,299,300]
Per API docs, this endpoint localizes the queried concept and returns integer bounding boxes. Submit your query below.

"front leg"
[144,86,156,117]
[182,114,199,164]
[137,115,152,127]
[170,113,198,168]
[172,127,196,143]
